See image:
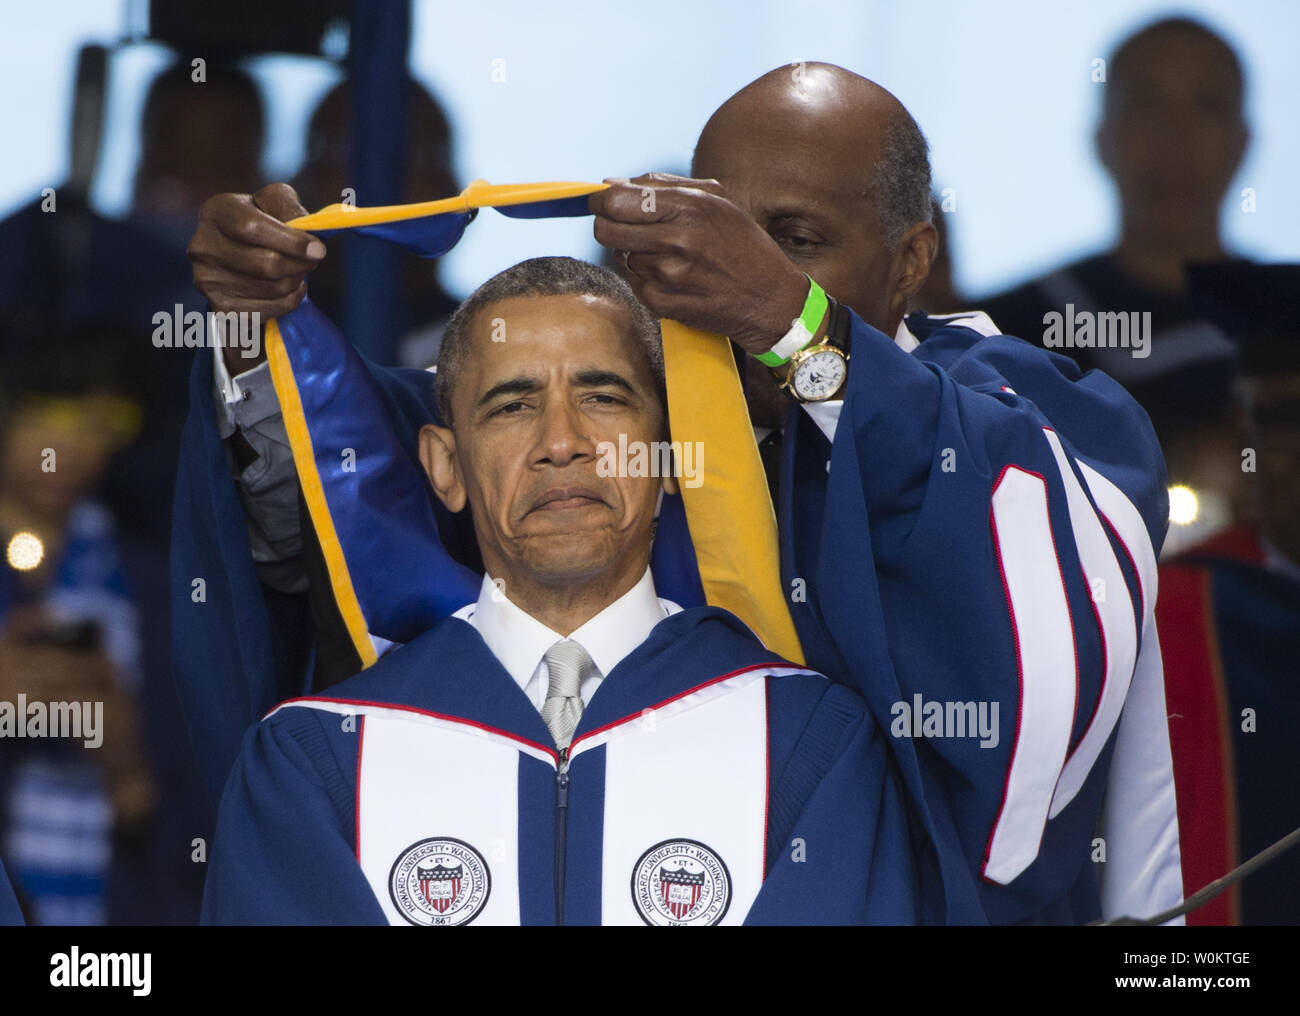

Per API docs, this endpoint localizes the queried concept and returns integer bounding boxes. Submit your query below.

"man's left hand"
[589,174,810,356]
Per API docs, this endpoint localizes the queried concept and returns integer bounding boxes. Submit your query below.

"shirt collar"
[456,567,675,690]
[895,317,920,353]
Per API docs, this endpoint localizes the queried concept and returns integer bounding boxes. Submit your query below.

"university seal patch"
[388,837,491,926]
[631,839,732,926]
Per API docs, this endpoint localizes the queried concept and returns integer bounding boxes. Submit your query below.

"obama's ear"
[418,424,467,512]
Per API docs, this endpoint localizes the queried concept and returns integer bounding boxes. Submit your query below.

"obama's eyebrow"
[572,368,635,393]
[477,375,544,408]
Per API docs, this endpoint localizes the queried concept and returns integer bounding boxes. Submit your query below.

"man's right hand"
[188,183,327,374]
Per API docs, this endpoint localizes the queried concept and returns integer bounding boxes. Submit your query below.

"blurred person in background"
[980,17,1249,465]
[1156,263,1300,925]
[291,76,461,368]
[117,61,267,540]
[132,62,266,249]
[0,323,155,925]
[0,57,266,542]
[0,56,256,925]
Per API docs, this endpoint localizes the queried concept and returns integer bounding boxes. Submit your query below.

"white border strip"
[984,466,1078,885]
[1043,430,1138,818]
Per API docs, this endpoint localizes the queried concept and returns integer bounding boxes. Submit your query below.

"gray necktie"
[541,640,592,751]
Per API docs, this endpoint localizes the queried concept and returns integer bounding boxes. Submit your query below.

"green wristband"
[754,275,829,367]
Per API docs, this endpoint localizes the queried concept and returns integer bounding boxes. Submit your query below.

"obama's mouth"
[525,485,610,516]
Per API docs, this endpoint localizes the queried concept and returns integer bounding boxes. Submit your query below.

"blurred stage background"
[3,0,1298,299]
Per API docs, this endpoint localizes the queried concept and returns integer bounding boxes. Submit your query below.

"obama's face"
[420,293,672,597]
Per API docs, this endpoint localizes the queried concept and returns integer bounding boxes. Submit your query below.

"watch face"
[792,349,847,401]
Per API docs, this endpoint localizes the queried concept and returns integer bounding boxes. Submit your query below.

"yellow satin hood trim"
[661,320,805,665]
[264,318,379,667]
[287,179,611,232]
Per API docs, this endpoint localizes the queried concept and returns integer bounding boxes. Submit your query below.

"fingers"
[252,181,310,224]
[195,192,324,265]
[628,172,725,197]
[588,181,663,224]
[591,215,679,257]
[622,251,696,292]
[590,175,720,224]
[189,271,308,320]
[188,187,325,314]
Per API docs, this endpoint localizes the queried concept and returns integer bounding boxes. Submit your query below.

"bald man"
[585,64,1179,926]
[178,63,1180,925]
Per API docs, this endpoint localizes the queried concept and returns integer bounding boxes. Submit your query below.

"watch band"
[773,295,851,403]
[754,275,829,367]
[823,295,850,354]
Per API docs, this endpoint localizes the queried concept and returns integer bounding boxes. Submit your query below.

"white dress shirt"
[450,567,682,712]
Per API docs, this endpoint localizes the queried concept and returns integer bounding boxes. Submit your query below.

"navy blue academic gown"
[0,854,22,925]
[775,310,1172,925]
[202,607,915,925]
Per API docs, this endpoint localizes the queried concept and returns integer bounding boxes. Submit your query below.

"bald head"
[698,62,912,158]
[695,64,930,250]
[691,62,935,338]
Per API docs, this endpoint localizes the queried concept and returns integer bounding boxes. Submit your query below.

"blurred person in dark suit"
[980,17,1249,450]
[291,77,461,368]
[0,59,266,541]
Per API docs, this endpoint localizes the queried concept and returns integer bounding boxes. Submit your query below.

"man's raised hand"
[588,173,809,357]
[188,183,326,371]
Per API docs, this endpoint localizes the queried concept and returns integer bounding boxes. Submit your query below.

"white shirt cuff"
[801,400,842,445]
[211,346,278,437]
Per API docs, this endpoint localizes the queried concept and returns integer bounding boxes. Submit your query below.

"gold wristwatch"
[775,297,850,403]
